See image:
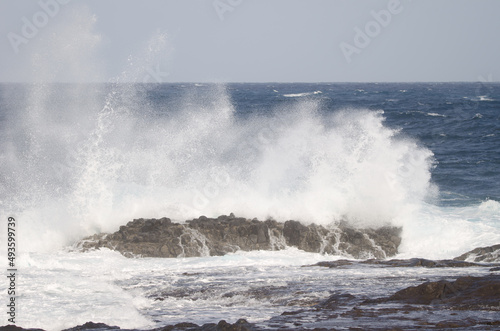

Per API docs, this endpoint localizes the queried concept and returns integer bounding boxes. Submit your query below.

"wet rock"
[375,258,481,268]
[310,260,354,268]
[63,322,120,331]
[159,319,259,331]
[62,322,120,331]
[454,243,500,263]
[282,220,334,253]
[386,275,500,307]
[434,318,477,329]
[276,275,500,329]
[0,326,45,331]
[10,320,261,331]
[76,214,402,259]
[310,258,498,269]
[159,322,203,330]
[317,293,357,310]
[214,319,257,331]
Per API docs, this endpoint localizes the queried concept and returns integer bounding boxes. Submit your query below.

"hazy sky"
[1,0,499,82]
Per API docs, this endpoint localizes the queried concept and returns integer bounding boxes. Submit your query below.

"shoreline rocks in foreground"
[4,243,500,331]
[76,214,402,259]
[0,320,259,331]
[3,273,499,330]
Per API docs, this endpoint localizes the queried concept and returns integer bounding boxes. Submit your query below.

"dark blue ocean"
[0,82,499,329]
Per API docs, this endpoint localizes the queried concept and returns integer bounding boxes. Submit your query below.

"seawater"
[9,249,497,330]
[0,82,499,329]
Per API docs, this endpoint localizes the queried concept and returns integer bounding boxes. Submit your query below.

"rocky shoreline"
[3,269,499,330]
[4,215,500,331]
[75,214,402,259]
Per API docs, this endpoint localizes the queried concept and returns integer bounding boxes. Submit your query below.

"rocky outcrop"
[386,275,500,307]
[1,319,259,331]
[0,326,44,331]
[62,322,119,331]
[76,214,402,259]
[311,257,496,269]
[278,274,500,330]
[454,243,500,263]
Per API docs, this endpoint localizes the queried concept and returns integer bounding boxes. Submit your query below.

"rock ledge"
[76,214,402,259]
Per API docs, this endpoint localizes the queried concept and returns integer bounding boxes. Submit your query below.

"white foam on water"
[283,91,322,97]
[6,249,150,330]
[5,248,340,329]
[7,247,495,330]
[397,200,500,259]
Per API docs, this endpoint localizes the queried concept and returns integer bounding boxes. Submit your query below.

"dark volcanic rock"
[157,319,259,331]
[386,275,500,307]
[454,243,500,263]
[317,292,358,310]
[76,214,402,259]
[62,322,120,331]
[1,319,260,331]
[310,257,495,269]
[0,326,45,331]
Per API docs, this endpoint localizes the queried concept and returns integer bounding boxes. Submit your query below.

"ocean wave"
[478,95,494,101]
[0,82,434,253]
[283,91,322,97]
[397,200,500,259]
[426,112,446,117]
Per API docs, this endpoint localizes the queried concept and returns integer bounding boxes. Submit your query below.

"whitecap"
[283,91,322,97]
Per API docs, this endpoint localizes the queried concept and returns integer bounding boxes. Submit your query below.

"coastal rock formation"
[454,243,500,263]
[76,214,402,259]
[1,319,259,331]
[385,275,500,307]
[311,257,493,269]
[277,274,500,329]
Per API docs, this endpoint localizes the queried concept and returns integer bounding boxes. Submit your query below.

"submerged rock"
[454,243,500,263]
[76,214,402,259]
